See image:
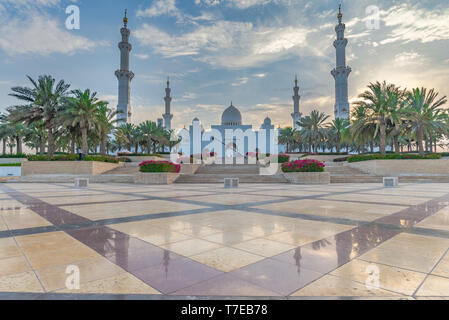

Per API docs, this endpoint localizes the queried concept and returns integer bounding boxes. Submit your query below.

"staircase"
[326,163,383,183]
[104,163,140,175]
[175,164,289,184]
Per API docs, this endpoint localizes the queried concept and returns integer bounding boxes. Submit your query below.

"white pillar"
[115,10,134,124]
[331,6,351,120]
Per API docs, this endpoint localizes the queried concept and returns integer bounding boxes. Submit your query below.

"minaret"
[163,77,173,130]
[291,75,302,130]
[115,10,134,124]
[331,5,351,120]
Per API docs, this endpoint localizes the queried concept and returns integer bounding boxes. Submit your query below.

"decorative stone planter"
[125,156,164,163]
[134,172,180,184]
[180,164,201,175]
[0,166,21,177]
[283,172,330,184]
[0,158,27,164]
[21,161,122,176]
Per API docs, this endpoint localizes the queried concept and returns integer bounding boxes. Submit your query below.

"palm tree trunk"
[16,137,22,154]
[135,144,139,153]
[100,133,107,155]
[40,137,45,155]
[393,136,399,154]
[71,136,76,154]
[361,136,365,155]
[417,126,424,157]
[47,127,55,157]
[81,127,88,155]
[2,139,6,155]
[379,121,386,156]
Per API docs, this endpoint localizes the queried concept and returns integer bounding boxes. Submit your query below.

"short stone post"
[383,177,398,188]
[75,178,89,188]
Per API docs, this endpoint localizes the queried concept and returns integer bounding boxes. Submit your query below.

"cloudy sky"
[0,0,448,129]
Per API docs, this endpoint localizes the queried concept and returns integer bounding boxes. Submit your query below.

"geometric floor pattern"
[0,182,449,299]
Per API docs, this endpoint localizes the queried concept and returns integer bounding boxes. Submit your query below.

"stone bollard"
[383,177,398,188]
[224,178,239,188]
[75,178,89,188]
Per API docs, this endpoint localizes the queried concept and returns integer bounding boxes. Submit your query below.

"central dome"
[221,102,242,126]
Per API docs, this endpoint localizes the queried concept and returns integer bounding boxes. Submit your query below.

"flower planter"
[283,172,330,184]
[134,173,180,185]
[0,166,21,177]
[180,164,201,175]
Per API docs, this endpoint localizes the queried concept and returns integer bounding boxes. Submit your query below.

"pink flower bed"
[139,160,181,173]
[281,159,325,173]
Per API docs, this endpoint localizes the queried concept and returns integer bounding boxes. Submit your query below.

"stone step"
[331,175,383,183]
[175,173,288,184]
[197,165,261,175]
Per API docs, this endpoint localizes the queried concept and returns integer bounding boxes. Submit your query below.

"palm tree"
[7,75,70,156]
[328,118,349,153]
[63,89,106,155]
[115,123,137,152]
[354,81,403,156]
[0,122,11,155]
[402,88,447,156]
[279,127,297,153]
[138,121,160,154]
[96,103,120,155]
[298,110,329,154]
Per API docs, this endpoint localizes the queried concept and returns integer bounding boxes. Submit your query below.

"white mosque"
[115,6,352,157]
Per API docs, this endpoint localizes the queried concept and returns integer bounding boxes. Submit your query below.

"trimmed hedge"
[281,159,325,172]
[0,154,27,158]
[27,154,122,163]
[301,152,348,157]
[117,152,162,157]
[0,163,21,167]
[347,153,442,163]
[139,161,181,173]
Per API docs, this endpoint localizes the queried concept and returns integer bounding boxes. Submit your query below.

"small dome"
[263,117,272,125]
[221,103,242,126]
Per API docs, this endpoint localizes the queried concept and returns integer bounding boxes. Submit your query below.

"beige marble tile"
[416,208,449,232]
[36,257,125,291]
[138,231,192,246]
[0,271,44,293]
[25,244,100,269]
[416,275,449,297]
[432,252,449,278]
[202,231,255,245]
[331,259,426,296]
[161,238,222,257]
[0,238,22,260]
[55,272,160,295]
[15,231,82,254]
[232,238,294,257]
[180,194,282,205]
[265,231,319,246]
[291,274,403,297]
[191,247,265,272]
[0,255,31,277]
[64,200,207,220]
[322,193,429,206]
[2,209,52,229]
[359,248,441,274]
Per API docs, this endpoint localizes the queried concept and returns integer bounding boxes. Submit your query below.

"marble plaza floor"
[0,182,449,299]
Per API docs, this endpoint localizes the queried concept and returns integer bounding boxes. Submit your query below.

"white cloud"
[231,77,249,86]
[0,15,99,55]
[380,4,449,45]
[394,51,425,66]
[137,0,181,20]
[135,53,150,60]
[134,21,313,69]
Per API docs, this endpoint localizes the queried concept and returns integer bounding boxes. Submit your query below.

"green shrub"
[0,154,27,158]
[117,152,162,157]
[347,153,442,163]
[27,154,121,163]
[139,161,181,173]
[0,163,21,167]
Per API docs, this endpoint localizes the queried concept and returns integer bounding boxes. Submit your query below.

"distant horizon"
[1,0,448,129]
